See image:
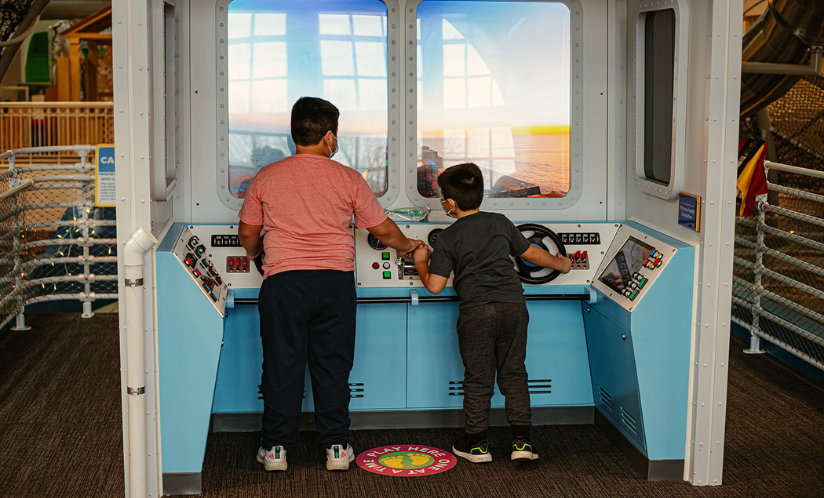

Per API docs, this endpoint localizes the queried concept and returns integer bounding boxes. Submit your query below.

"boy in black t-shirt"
[413,163,571,463]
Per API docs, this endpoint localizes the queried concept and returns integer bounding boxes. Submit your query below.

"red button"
[372,262,379,269]
[582,251,588,259]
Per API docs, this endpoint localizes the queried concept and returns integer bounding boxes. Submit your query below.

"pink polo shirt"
[238,154,387,277]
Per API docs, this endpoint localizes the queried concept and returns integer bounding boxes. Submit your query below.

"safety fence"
[0,146,117,331]
[0,103,114,165]
[732,161,824,371]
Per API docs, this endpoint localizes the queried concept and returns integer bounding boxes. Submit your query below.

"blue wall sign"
[96,145,116,207]
[678,192,701,231]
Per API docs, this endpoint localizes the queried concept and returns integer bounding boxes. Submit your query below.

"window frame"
[151,0,180,201]
[633,0,689,200]
[404,0,584,211]
[215,0,402,210]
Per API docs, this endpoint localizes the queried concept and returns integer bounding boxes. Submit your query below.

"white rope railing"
[733,161,824,371]
[0,146,118,328]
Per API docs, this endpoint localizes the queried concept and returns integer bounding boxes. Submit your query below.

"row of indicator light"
[560,232,601,244]
[211,234,241,247]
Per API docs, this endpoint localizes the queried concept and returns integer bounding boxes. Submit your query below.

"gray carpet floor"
[0,313,822,497]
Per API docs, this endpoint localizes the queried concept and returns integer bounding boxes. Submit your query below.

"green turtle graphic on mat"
[379,452,435,469]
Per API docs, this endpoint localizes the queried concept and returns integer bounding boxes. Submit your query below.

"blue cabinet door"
[583,305,646,451]
[524,301,593,407]
[407,303,464,408]
[349,304,407,410]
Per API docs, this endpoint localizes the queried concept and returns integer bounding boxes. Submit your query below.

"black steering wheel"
[514,224,567,284]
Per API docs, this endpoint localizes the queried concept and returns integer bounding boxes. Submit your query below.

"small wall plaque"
[678,192,701,231]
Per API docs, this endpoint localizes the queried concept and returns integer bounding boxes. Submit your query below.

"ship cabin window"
[633,1,687,200]
[224,0,390,200]
[413,1,572,204]
[642,8,675,186]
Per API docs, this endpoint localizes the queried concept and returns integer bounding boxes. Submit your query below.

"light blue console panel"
[407,299,593,409]
[213,297,408,413]
[584,222,695,461]
[156,224,225,475]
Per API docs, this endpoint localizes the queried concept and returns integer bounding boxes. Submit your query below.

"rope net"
[735,75,824,369]
[0,0,35,57]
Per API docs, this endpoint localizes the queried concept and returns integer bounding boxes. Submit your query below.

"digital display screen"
[598,237,655,293]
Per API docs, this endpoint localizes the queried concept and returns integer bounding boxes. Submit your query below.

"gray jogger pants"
[456,302,531,434]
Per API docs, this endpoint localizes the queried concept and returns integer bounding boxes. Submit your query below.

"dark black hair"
[290,97,339,146]
[438,163,484,210]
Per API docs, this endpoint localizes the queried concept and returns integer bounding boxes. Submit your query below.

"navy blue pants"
[258,270,356,451]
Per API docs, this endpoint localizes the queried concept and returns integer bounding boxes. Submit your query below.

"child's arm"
[519,244,573,274]
[413,245,449,294]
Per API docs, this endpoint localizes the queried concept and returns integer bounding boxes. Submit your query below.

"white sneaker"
[326,443,355,471]
[256,445,287,471]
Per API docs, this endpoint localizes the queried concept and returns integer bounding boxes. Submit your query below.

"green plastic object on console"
[386,206,430,222]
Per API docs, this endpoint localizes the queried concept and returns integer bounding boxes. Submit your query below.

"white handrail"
[765,161,824,179]
[0,179,34,201]
[734,160,824,369]
[0,145,118,325]
[0,102,114,109]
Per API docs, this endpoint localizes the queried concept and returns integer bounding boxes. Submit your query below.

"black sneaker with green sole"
[452,435,492,463]
[511,436,539,461]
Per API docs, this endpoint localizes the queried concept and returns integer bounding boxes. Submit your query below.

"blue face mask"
[441,198,457,218]
[327,133,338,158]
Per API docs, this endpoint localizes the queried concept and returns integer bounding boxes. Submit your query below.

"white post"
[744,207,765,354]
[12,308,30,331]
[81,156,94,319]
[82,300,94,318]
[123,226,157,498]
[8,153,30,332]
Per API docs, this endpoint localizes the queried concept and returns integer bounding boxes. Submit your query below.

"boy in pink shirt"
[239,97,421,472]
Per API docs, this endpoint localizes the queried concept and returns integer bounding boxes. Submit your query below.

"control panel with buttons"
[354,223,619,288]
[591,224,677,311]
[226,256,249,273]
[172,226,229,317]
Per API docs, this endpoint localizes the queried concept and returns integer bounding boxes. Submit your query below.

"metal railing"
[732,161,824,370]
[0,146,118,330]
[0,103,114,165]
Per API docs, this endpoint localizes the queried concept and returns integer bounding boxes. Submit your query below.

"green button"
[629,289,638,300]
[382,252,390,260]
[383,271,391,279]
[638,278,647,289]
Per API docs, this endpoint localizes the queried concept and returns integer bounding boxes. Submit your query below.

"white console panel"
[185,225,264,290]
[354,223,621,288]
[591,224,679,312]
[184,223,620,290]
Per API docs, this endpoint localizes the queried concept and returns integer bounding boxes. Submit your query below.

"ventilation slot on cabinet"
[621,407,638,435]
[527,379,552,394]
[599,387,614,413]
[448,380,464,396]
[349,382,364,399]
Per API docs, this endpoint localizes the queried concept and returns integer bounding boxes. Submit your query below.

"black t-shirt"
[429,211,531,311]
